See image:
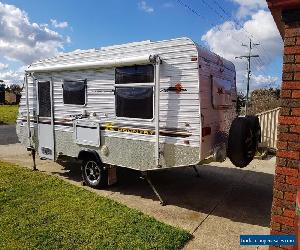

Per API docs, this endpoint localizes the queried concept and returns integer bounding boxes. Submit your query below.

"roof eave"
[267,0,300,40]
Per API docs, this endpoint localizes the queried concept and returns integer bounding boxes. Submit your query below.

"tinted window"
[38,81,51,117]
[116,87,153,119]
[63,80,86,105]
[115,65,154,84]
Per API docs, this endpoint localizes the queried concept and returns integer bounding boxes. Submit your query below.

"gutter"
[267,0,300,10]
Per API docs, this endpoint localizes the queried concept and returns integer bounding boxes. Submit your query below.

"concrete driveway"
[0,126,275,249]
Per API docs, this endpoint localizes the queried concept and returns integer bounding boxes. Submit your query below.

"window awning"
[26,54,154,73]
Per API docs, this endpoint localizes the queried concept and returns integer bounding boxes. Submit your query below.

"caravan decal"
[102,122,191,138]
[103,123,155,135]
[18,119,192,138]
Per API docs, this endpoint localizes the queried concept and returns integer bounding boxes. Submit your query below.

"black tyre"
[246,115,261,144]
[227,117,256,168]
[82,158,107,188]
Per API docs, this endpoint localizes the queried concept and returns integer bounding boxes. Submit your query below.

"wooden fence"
[256,107,280,150]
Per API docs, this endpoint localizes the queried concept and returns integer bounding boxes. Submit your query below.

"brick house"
[267,1,300,249]
[5,91,16,104]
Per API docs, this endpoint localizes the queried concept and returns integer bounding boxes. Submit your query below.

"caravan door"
[37,80,54,160]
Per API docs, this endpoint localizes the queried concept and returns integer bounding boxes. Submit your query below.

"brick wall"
[270,15,300,250]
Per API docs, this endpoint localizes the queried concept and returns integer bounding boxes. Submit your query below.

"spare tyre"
[227,117,256,168]
[246,115,261,144]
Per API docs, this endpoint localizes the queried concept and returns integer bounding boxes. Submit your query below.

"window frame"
[115,64,154,85]
[114,64,155,121]
[62,79,87,107]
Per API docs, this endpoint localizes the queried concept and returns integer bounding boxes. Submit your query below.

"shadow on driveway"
[53,157,273,228]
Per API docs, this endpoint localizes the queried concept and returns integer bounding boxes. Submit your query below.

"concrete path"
[0,142,275,250]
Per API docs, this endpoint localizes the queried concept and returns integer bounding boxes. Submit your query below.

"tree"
[9,84,23,95]
[248,88,281,115]
[0,83,5,91]
[0,83,5,104]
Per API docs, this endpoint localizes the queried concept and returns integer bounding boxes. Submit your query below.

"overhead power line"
[175,0,243,46]
[175,0,269,69]
[192,0,273,69]
[175,0,272,92]
[209,0,274,65]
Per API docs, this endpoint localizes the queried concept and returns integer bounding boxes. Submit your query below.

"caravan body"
[17,37,237,171]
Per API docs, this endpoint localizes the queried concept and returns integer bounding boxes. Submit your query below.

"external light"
[175,83,184,94]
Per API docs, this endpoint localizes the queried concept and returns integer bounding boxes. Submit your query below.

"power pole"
[235,38,260,115]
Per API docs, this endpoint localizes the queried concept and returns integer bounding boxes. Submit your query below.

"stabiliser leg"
[27,147,37,171]
[141,172,166,206]
[32,149,37,171]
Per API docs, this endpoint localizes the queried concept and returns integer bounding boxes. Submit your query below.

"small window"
[115,87,153,119]
[63,79,86,105]
[115,65,154,84]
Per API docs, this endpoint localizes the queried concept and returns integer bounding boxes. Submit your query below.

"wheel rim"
[85,161,101,185]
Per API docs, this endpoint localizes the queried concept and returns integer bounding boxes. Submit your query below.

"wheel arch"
[78,149,102,163]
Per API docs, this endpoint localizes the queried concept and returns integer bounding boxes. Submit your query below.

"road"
[0,124,19,145]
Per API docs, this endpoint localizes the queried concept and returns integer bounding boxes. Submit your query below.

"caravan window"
[115,87,153,119]
[115,65,154,119]
[115,65,154,84]
[63,80,86,105]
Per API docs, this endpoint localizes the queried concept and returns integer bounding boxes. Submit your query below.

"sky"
[0,0,283,92]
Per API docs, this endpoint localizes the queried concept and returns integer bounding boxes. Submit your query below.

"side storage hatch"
[74,119,100,147]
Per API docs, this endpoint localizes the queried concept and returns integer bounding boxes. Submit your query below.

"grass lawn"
[0,105,18,124]
[0,162,191,250]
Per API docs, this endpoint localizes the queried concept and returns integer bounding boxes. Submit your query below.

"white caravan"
[17,37,260,203]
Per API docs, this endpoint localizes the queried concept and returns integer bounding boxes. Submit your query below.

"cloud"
[50,19,68,29]
[231,0,267,19]
[163,2,174,8]
[138,1,154,13]
[231,0,267,8]
[0,62,8,70]
[251,74,280,89]
[66,35,71,43]
[0,2,68,65]
[0,2,71,85]
[0,67,24,85]
[201,9,282,91]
